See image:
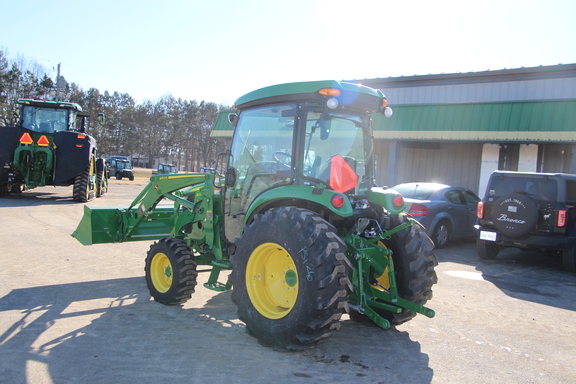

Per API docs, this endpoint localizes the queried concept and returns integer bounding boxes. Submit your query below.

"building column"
[478,144,500,196]
[571,145,576,174]
[518,144,538,172]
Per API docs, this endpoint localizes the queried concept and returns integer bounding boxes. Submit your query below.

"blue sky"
[1,0,575,106]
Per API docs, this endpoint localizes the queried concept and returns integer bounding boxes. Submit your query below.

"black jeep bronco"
[476,171,576,272]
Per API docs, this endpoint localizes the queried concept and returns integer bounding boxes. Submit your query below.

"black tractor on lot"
[0,99,107,201]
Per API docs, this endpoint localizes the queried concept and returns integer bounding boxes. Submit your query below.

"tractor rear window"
[487,175,557,201]
[21,106,70,133]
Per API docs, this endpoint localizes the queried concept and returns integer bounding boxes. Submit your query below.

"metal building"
[352,63,576,195]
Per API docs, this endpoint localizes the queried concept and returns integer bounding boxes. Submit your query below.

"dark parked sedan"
[392,182,480,248]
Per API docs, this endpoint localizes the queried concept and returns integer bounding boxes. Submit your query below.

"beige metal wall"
[375,140,483,192]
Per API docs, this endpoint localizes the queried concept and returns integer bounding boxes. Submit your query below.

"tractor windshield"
[21,106,71,133]
[302,109,373,195]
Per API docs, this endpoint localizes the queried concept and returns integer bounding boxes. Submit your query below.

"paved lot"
[1,181,575,384]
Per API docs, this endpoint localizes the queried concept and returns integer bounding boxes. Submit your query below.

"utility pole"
[56,63,61,101]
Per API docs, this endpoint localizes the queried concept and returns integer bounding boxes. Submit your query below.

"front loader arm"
[72,173,216,246]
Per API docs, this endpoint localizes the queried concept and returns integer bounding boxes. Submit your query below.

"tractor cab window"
[21,106,70,133]
[224,104,295,241]
[302,109,373,195]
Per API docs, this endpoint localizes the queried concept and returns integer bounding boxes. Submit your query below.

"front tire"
[230,207,352,350]
[145,238,198,305]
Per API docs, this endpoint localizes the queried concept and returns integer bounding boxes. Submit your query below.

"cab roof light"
[318,88,341,97]
[19,132,34,145]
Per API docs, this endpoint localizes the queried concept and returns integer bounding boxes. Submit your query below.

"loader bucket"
[72,205,176,245]
[72,205,124,245]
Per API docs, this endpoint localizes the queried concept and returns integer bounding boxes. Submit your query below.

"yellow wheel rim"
[150,252,173,293]
[245,243,299,319]
[373,241,391,290]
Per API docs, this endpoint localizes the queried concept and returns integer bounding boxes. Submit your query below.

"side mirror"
[79,116,87,133]
[319,116,331,140]
[228,113,239,127]
[225,167,237,187]
[98,113,106,125]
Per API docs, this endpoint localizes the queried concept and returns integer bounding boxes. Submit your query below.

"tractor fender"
[367,187,406,214]
[53,132,97,185]
[0,126,23,182]
[244,185,353,225]
[96,158,106,172]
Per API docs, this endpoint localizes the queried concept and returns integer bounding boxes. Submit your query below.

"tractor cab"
[18,99,87,133]
[223,81,394,242]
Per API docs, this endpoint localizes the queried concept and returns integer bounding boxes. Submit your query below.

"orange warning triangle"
[37,135,50,147]
[329,154,358,193]
[19,132,34,145]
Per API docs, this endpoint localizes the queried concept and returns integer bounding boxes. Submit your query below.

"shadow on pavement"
[436,240,576,312]
[0,191,75,207]
[0,277,433,383]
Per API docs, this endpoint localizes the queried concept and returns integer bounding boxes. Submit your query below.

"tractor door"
[223,104,296,242]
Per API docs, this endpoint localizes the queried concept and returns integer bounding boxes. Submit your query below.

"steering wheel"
[273,151,292,168]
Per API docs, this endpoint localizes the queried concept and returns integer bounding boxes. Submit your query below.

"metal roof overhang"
[373,100,576,142]
[210,109,235,138]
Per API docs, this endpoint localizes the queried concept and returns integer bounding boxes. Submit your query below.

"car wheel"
[562,244,576,272]
[477,238,500,260]
[431,220,451,249]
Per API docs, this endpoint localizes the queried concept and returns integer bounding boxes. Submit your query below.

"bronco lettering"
[497,214,526,224]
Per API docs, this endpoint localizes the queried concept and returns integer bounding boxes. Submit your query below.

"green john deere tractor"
[0,99,107,201]
[73,80,437,350]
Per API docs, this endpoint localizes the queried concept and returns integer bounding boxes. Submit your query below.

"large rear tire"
[145,238,198,305]
[230,207,352,350]
[349,214,437,326]
[381,215,437,325]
